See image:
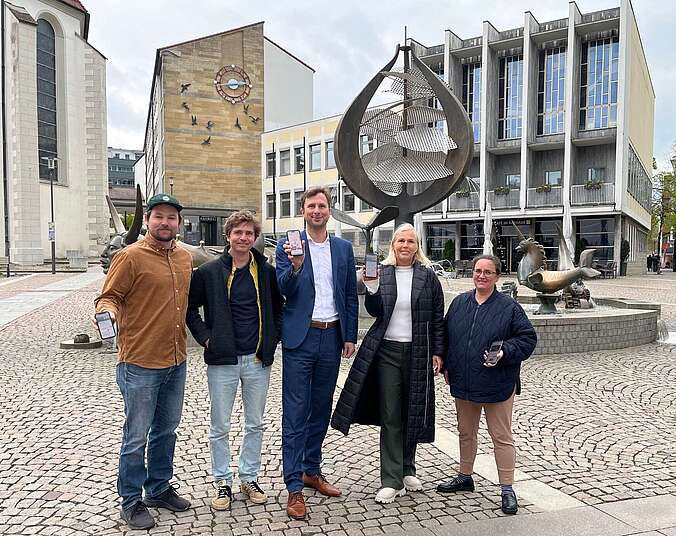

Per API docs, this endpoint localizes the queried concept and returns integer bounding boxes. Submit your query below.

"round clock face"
[214,65,252,104]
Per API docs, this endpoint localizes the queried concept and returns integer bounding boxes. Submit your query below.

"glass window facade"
[579,37,619,130]
[506,174,521,188]
[294,190,304,216]
[460,222,484,260]
[309,144,321,170]
[627,145,651,211]
[576,218,615,263]
[280,192,291,217]
[360,198,372,212]
[535,221,560,267]
[426,223,455,261]
[498,55,523,140]
[294,147,304,173]
[537,47,566,135]
[37,19,57,181]
[462,62,482,144]
[360,135,374,155]
[342,186,355,212]
[265,152,275,178]
[545,170,562,186]
[279,150,290,175]
[266,194,276,219]
[325,140,335,168]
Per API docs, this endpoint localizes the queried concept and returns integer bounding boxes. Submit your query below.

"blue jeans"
[116,361,186,511]
[207,354,271,485]
[282,326,341,492]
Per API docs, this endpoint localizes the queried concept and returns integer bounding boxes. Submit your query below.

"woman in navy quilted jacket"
[436,254,536,515]
[331,224,445,504]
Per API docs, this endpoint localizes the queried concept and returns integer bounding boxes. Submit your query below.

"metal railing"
[499,28,524,40]
[538,18,568,32]
[570,182,615,205]
[447,192,480,212]
[461,36,482,48]
[527,186,562,208]
[581,8,620,23]
[486,189,520,209]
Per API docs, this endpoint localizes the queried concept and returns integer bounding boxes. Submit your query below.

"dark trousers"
[377,340,416,489]
[116,361,186,511]
[282,326,341,492]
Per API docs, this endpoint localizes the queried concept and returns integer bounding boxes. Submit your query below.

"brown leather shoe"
[287,491,306,520]
[303,473,342,497]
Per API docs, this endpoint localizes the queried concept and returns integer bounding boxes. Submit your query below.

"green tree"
[650,171,676,252]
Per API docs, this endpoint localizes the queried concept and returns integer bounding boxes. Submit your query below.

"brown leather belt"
[310,320,340,330]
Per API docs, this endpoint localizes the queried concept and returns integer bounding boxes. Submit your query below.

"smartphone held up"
[485,340,503,365]
[364,253,378,279]
[287,230,303,256]
[95,311,117,340]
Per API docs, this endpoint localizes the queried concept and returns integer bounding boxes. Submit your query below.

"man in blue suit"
[276,186,358,520]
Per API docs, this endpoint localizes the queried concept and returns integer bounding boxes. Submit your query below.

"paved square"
[0,270,674,535]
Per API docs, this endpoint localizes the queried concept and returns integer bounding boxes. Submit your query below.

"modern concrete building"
[262,0,654,275]
[140,22,313,246]
[416,0,654,275]
[0,0,108,266]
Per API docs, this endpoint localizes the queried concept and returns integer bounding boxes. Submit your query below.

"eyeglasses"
[473,269,496,276]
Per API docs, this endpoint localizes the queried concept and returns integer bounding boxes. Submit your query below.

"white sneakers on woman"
[375,487,406,503]
[403,475,423,491]
[375,476,423,503]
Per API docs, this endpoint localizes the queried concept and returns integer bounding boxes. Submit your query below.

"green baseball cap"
[147,193,183,212]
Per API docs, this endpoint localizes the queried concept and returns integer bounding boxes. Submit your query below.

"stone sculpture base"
[534,293,560,315]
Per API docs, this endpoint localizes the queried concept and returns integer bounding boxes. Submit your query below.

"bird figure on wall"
[235,117,242,130]
[191,115,198,126]
[206,120,214,130]
[243,103,249,114]
[180,83,191,94]
[249,115,260,124]
[182,101,190,111]
[202,136,211,145]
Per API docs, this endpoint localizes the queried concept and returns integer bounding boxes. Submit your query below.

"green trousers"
[377,339,417,489]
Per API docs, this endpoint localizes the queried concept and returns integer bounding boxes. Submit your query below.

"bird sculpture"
[206,120,214,130]
[182,102,190,111]
[201,136,211,145]
[180,83,191,94]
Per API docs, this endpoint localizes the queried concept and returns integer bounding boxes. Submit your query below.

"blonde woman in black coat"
[331,223,445,503]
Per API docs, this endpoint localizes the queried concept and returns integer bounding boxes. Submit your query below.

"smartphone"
[287,229,303,256]
[364,253,378,278]
[485,340,503,365]
[95,311,117,340]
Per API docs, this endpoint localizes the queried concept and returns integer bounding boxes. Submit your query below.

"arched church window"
[36,19,57,180]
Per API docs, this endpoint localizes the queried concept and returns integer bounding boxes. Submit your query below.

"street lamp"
[169,176,174,195]
[41,156,58,274]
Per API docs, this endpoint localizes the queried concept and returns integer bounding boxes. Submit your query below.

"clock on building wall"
[214,65,252,104]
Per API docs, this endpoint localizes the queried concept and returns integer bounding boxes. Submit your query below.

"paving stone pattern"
[0,273,675,535]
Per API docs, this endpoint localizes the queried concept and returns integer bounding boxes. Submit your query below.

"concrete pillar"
[521,13,539,212]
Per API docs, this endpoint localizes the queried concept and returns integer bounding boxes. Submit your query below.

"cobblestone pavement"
[0,272,675,535]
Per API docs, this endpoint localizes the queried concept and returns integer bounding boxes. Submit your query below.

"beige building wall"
[624,4,655,173]
[162,23,265,214]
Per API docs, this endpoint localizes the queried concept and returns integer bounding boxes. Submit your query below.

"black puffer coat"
[444,288,537,403]
[331,262,445,447]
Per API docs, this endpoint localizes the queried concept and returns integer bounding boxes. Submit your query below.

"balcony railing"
[448,192,480,212]
[461,36,482,48]
[487,189,520,209]
[538,18,568,32]
[581,8,620,23]
[570,182,615,205]
[527,186,562,208]
[499,28,523,40]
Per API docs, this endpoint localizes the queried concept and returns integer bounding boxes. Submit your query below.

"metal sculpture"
[331,206,399,253]
[334,43,473,225]
[100,185,219,273]
[515,234,600,314]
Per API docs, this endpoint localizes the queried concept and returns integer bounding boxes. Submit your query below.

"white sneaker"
[403,475,423,491]
[375,487,406,504]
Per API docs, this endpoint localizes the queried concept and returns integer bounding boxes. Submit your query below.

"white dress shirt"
[308,233,339,321]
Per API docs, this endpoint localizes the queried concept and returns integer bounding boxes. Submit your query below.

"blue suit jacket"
[276,231,358,350]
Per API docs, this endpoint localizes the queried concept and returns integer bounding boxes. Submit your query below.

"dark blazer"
[275,230,358,349]
[186,248,283,367]
[444,288,537,403]
[331,262,445,447]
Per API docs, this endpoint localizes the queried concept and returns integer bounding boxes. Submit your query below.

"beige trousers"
[454,393,516,485]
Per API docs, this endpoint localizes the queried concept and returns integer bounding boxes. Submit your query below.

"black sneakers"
[436,474,475,493]
[144,483,191,512]
[120,502,155,530]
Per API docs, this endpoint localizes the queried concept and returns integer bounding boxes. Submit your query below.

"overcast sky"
[88,0,675,170]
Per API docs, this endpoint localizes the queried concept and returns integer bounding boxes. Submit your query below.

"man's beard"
[149,228,176,243]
